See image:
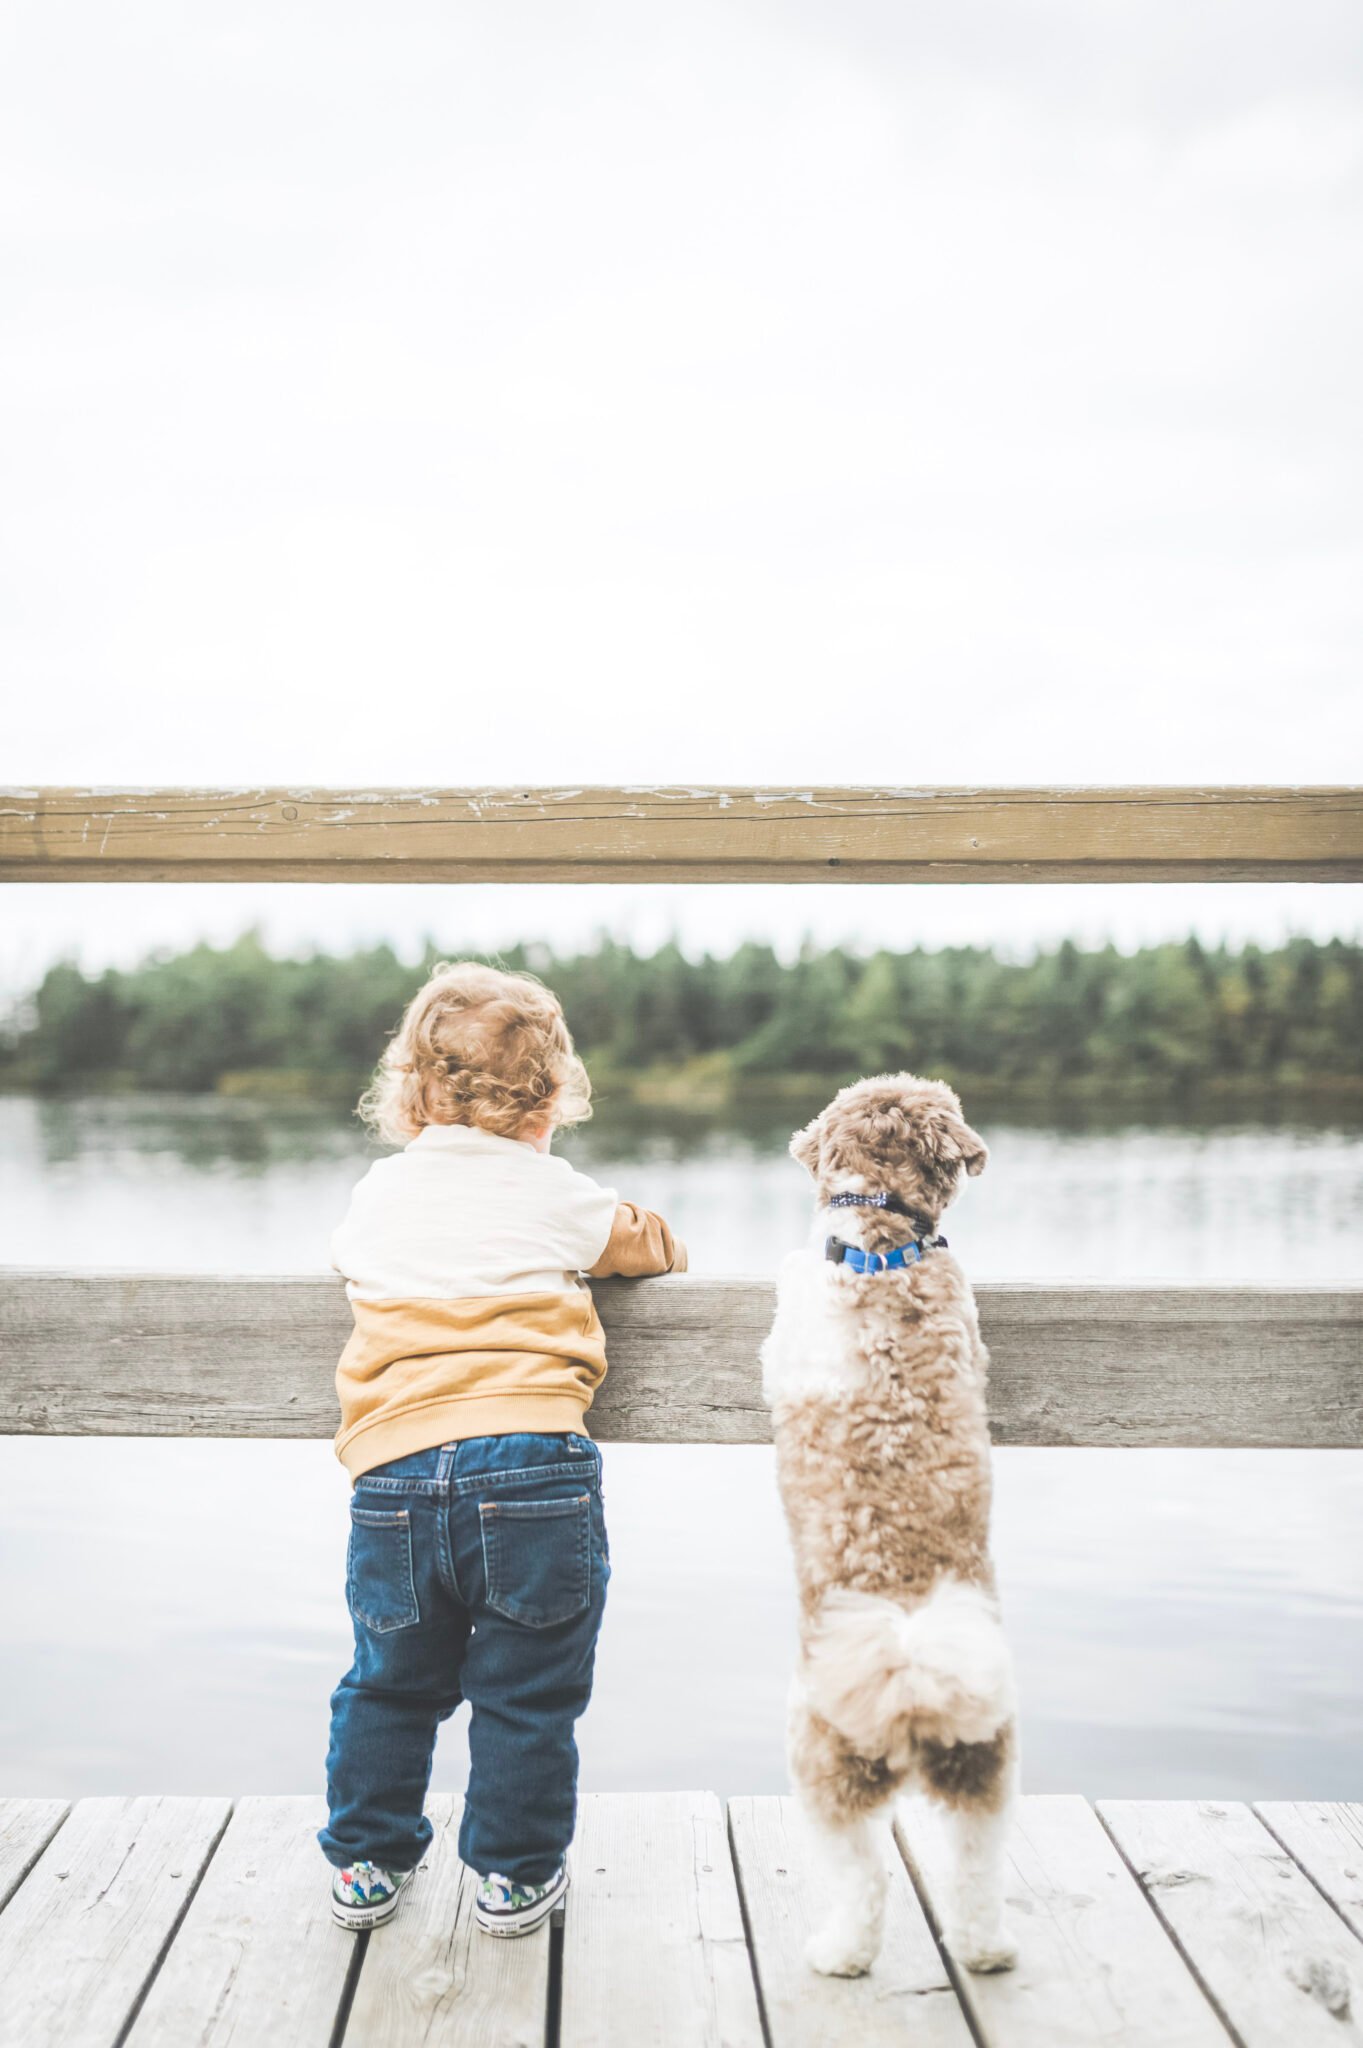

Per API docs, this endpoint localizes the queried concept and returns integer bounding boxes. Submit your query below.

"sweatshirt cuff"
[587,1202,685,1278]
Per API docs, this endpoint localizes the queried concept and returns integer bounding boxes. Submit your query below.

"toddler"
[319,962,685,1935]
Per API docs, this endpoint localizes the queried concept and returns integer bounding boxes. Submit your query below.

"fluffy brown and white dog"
[760,1072,1018,1979]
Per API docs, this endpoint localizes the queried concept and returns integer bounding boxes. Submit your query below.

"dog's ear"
[955,1117,989,1178]
[789,1112,824,1178]
[912,1089,988,1179]
[929,1106,988,1178]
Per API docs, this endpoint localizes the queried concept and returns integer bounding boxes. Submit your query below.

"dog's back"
[761,1074,1019,1979]
[766,1239,996,1604]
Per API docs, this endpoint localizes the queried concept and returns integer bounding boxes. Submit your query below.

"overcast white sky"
[3,0,1361,992]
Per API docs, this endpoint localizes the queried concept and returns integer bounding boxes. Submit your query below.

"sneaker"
[330,1859,414,1931]
[474,1861,570,1937]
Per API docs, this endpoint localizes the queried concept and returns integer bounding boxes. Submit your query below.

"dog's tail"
[802,1580,1014,1758]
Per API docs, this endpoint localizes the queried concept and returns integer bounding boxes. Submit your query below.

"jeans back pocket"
[479,1493,592,1628]
[347,1504,420,1634]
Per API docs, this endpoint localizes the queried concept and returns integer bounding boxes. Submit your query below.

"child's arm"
[586,1201,688,1278]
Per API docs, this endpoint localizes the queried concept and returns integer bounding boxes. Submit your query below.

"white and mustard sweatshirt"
[330,1122,686,1478]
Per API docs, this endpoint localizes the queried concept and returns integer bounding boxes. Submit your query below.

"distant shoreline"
[6,932,1360,1113]
[6,1062,1362,1122]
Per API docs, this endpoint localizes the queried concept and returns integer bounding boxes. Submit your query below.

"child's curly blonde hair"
[359,961,592,1147]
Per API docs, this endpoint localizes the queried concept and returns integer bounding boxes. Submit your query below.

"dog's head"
[790,1073,987,1244]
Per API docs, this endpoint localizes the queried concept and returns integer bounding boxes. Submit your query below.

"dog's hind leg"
[788,1679,897,1977]
[800,1803,890,1978]
[920,1719,1019,1973]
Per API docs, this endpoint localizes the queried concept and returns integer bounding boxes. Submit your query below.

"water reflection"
[5,1092,1360,1281]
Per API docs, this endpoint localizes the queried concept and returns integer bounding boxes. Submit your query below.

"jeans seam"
[350,1476,447,1496]
[453,1461,597,1497]
[437,1499,464,1606]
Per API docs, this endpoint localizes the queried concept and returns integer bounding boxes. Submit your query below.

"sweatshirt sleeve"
[586,1201,688,1278]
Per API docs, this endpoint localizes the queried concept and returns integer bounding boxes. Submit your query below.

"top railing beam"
[1,786,1360,883]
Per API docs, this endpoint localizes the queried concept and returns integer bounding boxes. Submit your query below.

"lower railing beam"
[1,1272,1358,1448]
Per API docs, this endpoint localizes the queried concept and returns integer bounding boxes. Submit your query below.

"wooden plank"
[1254,1803,1363,1942]
[2,785,1359,883]
[126,1797,357,2047]
[966,1283,1363,1450]
[2,1270,1359,1448]
[897,1794,1230,2047]
[340,1796,549,2048]
[728,1795,973,2047]
[559,1791,764,2047]
[0,1799,69,1911]
[1099,1799,1363,2046]
[0,1794,230,2046]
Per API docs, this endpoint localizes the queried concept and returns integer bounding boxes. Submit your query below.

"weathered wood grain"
[1099,1799,1363,2047]
[3,785,1359,881]
[0,1795,230,2046]
[1,1795,1359,2043]
[728,1796,972,2047]
[559,1791,764,2047]
[2,1270,1359,1447]
[0,1799,69,1912]
[896,1795,1230,2048]
[1254,1803,1363,1943]
[341,1797,549,2048]
[125,1797,357,2047]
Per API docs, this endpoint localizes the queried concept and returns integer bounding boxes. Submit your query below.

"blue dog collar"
[825,1234,947,1273]
[823,1189,946,1272]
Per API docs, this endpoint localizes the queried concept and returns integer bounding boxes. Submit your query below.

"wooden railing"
[1,1272,1359,1447]
[2,784,1360,882]
[2,784,1360,1452]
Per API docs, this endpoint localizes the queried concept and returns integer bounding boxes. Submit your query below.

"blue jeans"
[319,1432,610,1884]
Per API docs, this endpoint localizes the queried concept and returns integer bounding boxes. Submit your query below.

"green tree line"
[3,931,1360,1104]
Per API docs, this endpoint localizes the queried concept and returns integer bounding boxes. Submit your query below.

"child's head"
[359,961,591,1147]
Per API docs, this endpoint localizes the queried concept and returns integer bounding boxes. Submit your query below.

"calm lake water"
[2,1092,1360,1802]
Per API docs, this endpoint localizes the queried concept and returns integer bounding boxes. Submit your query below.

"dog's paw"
[947,1921,1018,1974]
[805,1922,877,1977]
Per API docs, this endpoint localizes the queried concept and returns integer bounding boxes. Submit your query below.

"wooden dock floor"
[1,1792,1360,2046]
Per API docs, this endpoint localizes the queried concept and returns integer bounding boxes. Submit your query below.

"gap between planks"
[558,1792,764,2048]
[729,1794,972,2048]
[1098,1800,1363,2048]
[0,1798,70,1913]
[0,1796,232,2048]
[5,1796,1362,2048]
[896,1793,1233,2048]
[1253,1802,1363,1944]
